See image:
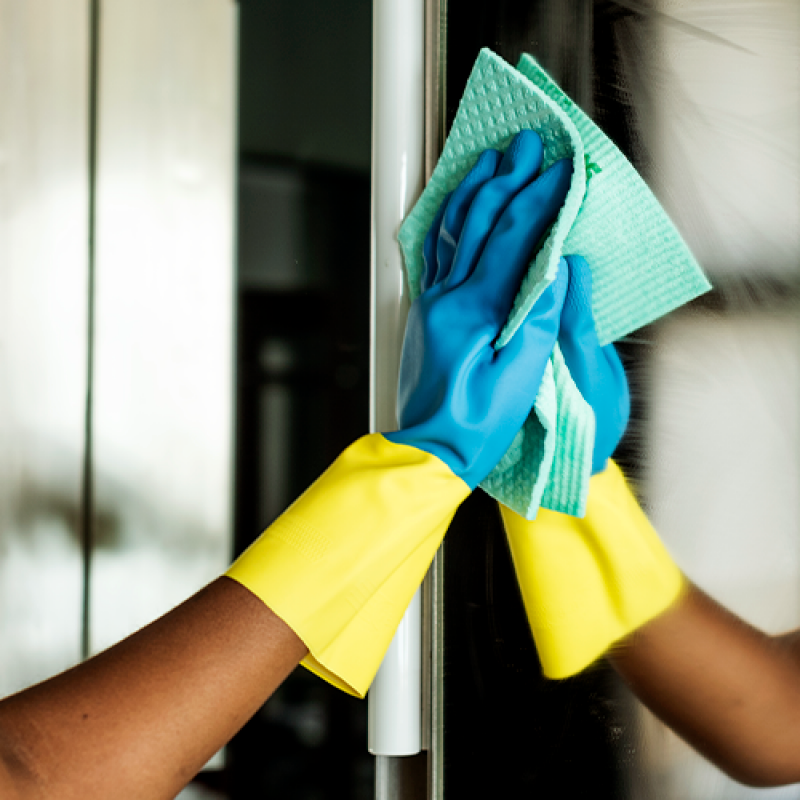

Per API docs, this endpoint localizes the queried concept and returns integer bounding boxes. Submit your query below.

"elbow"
[0,729,44,800]
[0,755,31,800]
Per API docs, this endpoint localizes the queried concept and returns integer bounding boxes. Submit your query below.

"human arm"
[501,254,682,677]
[0,577,306,800]
[506,464,800,787]
[502,255,800,785]
[0,433,468,800]
[0,130,572,799]
[611,584,800,787]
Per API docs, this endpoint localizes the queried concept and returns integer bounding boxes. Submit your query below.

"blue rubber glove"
[558,254,630,473]
[386,130,573,489]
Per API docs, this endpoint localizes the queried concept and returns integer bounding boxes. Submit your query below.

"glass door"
[437,1,800,798]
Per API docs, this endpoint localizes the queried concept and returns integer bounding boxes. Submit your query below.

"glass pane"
[442,5,630,797]
[441,1,800,798]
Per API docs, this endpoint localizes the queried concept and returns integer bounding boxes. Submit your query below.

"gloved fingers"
[589,360,630,473]
[433,149,501,287]
[469,158,573,325]
[492,258,569,385]
[442,130,545,290]
[560,254,597,343]
[559,255,630,473]
[421,195,450,292]
[594,343,630,471]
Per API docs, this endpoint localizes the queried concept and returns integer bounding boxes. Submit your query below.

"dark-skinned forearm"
[610,583,800,787]
[0,577,307,800]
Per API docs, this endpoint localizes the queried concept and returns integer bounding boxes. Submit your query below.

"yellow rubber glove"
[227,134,571,698]
[227,434,469,698]
[501,461,685,679]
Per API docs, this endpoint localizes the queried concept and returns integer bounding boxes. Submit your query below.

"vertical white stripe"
[368,0,427,760]
[0,0,89,696]
[91,0,237,654]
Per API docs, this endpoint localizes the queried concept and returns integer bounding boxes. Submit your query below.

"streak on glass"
[259,378,292,527]
[0,0,89,696]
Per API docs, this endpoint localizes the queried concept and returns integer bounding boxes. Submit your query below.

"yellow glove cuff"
[501,460,685,679]
[226,433,470,697]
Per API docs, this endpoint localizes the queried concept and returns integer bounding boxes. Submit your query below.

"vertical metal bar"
[423,0,447,181]
[422,1,446,798]
[368,0,426,767]
[81,0,101,662]
[375,748,428,800]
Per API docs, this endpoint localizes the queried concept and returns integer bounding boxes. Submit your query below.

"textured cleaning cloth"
[398,49,710,519]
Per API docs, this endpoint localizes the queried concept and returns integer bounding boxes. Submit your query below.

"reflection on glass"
[649,312,800,633]
[442,1,800,797]
[649,0,799,278]
[644,310,800,799]
[638,3,800,797]
[260,381,292,526]
[230,149,372,797]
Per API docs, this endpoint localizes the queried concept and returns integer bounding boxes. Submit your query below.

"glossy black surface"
[442,3,648,797]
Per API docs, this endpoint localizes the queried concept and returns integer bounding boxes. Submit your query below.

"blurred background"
[0,1,798,798]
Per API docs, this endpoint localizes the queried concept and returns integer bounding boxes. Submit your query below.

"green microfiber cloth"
[398,49,710,519]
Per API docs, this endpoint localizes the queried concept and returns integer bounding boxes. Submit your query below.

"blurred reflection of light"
[643,310,800,798]
[649,0,799,278]
[0,0,89,695]
[261,694,328,748]
[617,3,800,795]
[398,151,409,221]
[260,385,292,527]
[259,339,296,375]
[648,311,800,633]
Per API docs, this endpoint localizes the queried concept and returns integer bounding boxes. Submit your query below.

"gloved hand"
[227,130,573,697]
[386,129,573,488]
[501,255,684,679]
[558,254,630,473]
